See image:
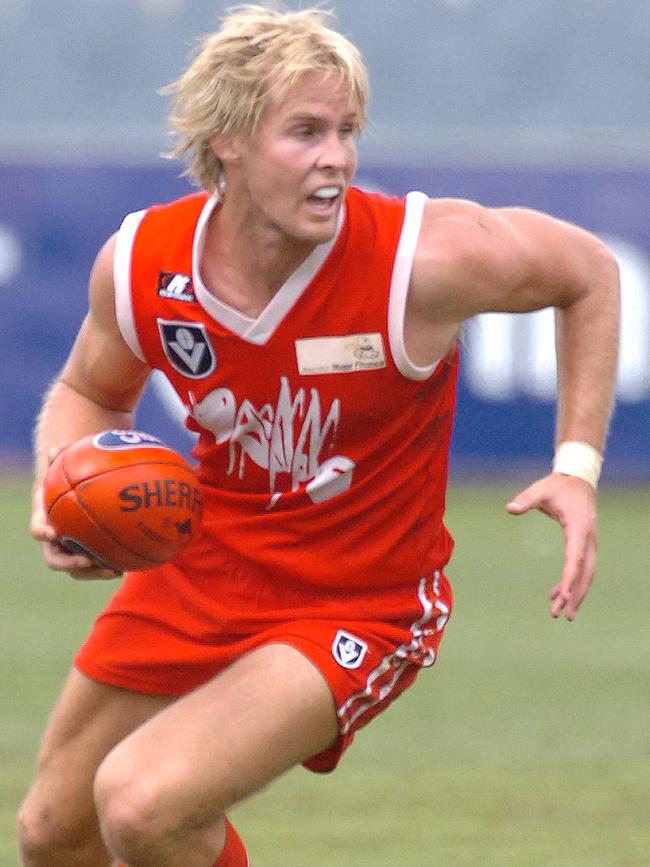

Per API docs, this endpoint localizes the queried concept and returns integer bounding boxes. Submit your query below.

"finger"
[30,510,57,543]
[47,443,68,464]
[31,521,56,543]
[30,484,56,541]
[505,485,539,515]
[44,547,121,581]
[505,499,528,515]
[564,535,597,621]
[68,566,123,581]
[550,519,589,618]
[41,539,95,570]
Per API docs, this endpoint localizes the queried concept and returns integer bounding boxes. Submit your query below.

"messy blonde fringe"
[161,3,369,192]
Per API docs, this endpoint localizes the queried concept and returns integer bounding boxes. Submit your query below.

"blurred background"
[0,0,648,477]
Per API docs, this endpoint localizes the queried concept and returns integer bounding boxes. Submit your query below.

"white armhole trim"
[114,209,147,362]
[388,190,440,381]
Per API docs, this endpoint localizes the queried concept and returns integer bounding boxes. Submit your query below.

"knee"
[16,794,49,862]
[94,750,201,862]
[94,751,228,864]
[17,787,90,864]
[93,757,159,862]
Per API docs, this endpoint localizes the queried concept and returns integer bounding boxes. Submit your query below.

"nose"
[316,130,351,171]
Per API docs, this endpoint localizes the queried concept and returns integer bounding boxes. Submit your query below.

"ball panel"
[60,436,192,488]
[46,488,152,570]
[42,429,203,572]
[73,463,201,567]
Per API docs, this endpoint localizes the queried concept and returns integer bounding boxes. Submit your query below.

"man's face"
[224,71,359,245]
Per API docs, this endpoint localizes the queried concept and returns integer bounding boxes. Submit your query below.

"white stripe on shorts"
[337,572,450,736]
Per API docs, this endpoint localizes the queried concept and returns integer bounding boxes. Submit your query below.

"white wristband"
[552,441,603,489]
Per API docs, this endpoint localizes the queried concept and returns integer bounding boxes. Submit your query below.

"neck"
[200,199,319,317]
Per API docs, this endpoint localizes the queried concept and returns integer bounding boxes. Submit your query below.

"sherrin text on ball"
[43,429,203,571]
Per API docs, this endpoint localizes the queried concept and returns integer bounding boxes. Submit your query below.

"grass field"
[1,474,648,867]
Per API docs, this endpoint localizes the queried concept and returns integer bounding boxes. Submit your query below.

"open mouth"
[307,186,342,210]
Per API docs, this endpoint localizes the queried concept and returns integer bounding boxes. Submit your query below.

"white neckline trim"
[114,209,147,361]
[192,195,345,345]
[388,191,440,381]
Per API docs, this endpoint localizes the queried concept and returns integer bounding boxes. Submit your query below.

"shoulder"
[145,191,210,220]
[415,197,524,283]
[89,233,118,310]
[409,196,560,323]
[409,195,617,324]
[116,192,210,245]
[408,197,501,322]
[125,192,212,262]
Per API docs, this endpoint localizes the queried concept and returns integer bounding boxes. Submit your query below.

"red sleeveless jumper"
[75,186,457,731]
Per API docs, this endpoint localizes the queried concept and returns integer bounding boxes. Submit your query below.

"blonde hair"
[162,3,369,191]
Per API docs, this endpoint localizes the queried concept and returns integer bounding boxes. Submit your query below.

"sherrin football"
[43,430,203,571]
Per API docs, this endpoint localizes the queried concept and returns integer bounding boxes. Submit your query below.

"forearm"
[33,378,136,485]
[554,248,620,453]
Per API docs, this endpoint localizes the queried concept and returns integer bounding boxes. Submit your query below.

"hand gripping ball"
[43,430,203,571]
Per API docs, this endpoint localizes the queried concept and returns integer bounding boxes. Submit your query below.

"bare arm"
[32,234,151,578]
[408,198,621,619]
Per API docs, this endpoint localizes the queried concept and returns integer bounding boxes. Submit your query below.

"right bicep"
[60,235,150,411]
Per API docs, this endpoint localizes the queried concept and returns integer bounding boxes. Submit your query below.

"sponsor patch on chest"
[295,333,386,375]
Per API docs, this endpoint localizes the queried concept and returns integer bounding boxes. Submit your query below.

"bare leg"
[17,669,172,867]
[95,643,339,867]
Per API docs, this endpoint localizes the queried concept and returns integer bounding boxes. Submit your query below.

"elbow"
[574,239,621,309]
[596,241,621,289]
[595,242,621,320]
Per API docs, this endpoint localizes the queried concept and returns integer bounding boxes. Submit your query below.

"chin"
[310,227,337,245]
[300,217,339,245]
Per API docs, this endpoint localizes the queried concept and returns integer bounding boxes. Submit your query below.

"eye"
[339,122,357,139]
[293,125,316,139]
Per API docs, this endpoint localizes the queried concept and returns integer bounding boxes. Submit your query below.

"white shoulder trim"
[113,209,147,362]
[388,191,440,381]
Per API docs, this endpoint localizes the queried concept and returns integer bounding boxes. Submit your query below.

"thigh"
[97,643,339,826]
[23,667,173,835]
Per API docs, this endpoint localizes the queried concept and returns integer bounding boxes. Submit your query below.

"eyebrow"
[284,112,358,124]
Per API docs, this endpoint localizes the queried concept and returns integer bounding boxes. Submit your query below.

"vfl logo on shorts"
[332,630,368,670]
[158,320,216,378]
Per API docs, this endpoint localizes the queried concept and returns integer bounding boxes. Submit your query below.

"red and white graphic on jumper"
[189,375,355,503]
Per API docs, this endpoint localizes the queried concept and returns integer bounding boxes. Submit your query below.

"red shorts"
[75,554,453,773]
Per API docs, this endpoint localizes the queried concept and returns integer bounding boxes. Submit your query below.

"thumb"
[506,488,534,515]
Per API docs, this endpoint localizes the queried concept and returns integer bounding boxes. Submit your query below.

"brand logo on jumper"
[157,272,195,302]
[189,376,355,503]
[158,320,216,378]
[332,630,368,669]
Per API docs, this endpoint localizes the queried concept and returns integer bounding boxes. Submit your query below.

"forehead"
[267,70,356,121]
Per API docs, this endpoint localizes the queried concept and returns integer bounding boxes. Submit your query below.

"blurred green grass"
[1,475,648,867]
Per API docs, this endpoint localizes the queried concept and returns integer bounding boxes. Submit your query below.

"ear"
[209,132,243,165]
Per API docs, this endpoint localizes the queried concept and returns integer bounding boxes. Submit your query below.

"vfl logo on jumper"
[158,320,216,378]
[92,430,164,450]
[295,333,386,375]
[189,376,355,503]
[332,630,368,670]
[157,272,195,302]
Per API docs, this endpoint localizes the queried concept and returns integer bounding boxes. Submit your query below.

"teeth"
[312,187,340,199]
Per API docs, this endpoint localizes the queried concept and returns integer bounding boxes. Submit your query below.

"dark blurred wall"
[0,161,647,479]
